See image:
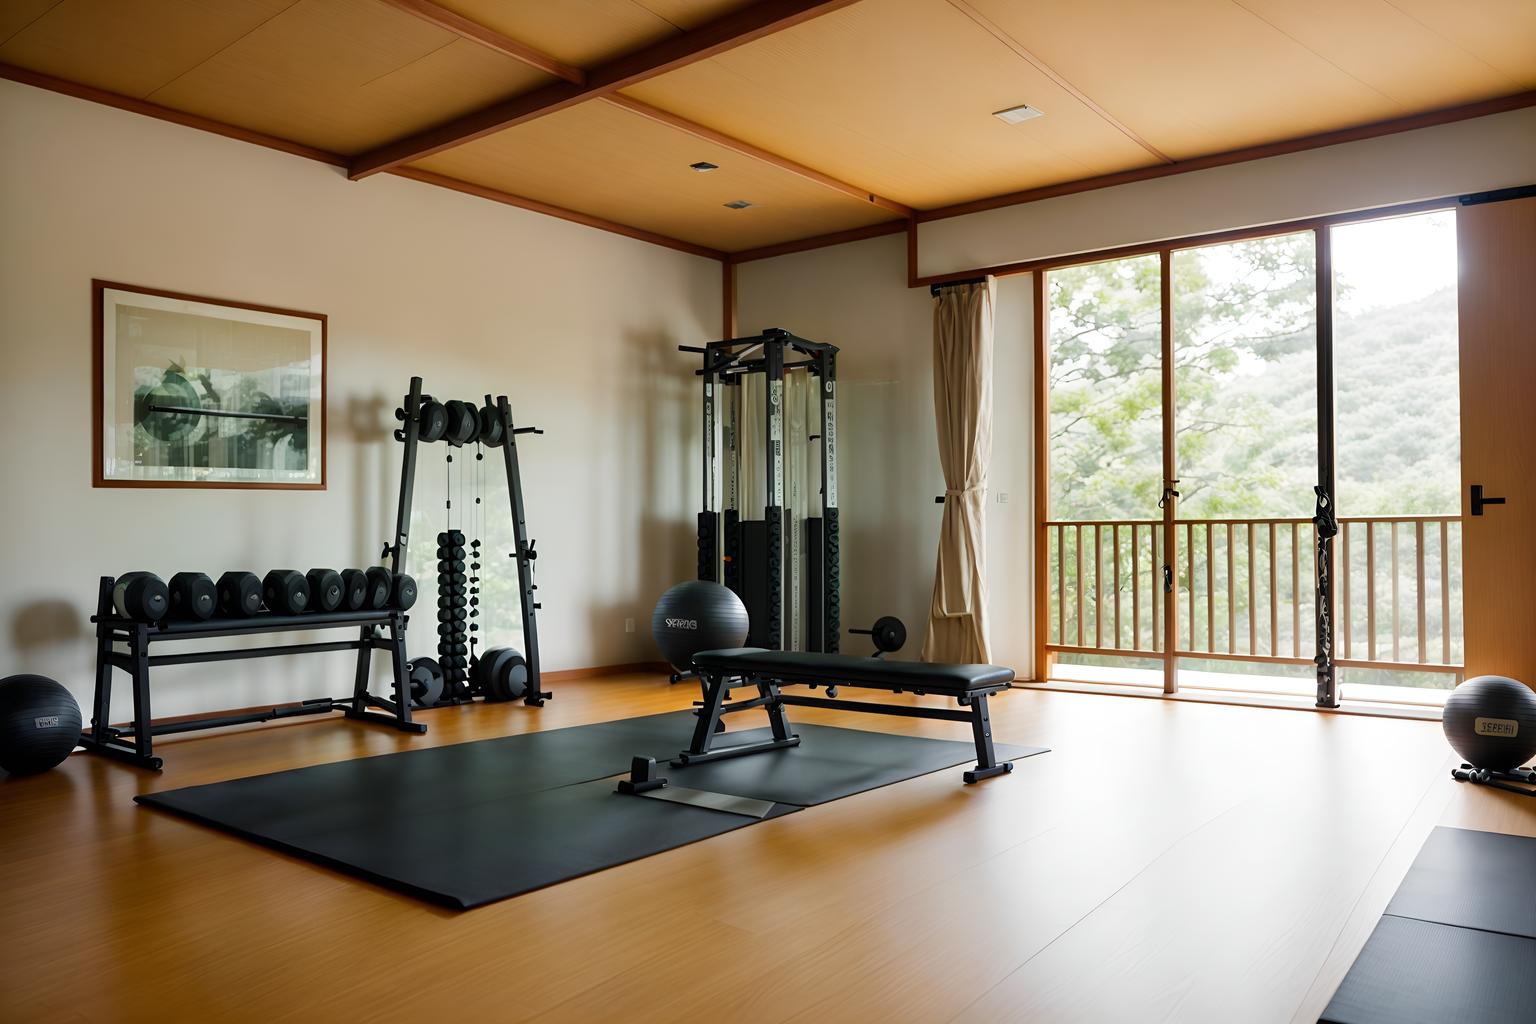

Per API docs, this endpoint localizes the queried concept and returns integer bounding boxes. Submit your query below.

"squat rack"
[681,328,839,652]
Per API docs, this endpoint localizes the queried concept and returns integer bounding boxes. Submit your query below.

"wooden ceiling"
[2,0,1533,258]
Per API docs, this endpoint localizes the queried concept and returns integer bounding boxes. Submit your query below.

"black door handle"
[1471,484,1506,516]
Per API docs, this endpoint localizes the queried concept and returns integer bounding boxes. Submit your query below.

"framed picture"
[93,281,326,489]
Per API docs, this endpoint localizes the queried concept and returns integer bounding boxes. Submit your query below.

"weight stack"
[435,530,470,702]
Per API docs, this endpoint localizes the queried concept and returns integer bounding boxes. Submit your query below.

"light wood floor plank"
[0,672,1529,1023]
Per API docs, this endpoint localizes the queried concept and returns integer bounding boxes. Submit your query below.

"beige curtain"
[922,278,996,665]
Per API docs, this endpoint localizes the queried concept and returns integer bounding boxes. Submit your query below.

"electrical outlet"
[624,617,635,633]
[997,492,1009,504]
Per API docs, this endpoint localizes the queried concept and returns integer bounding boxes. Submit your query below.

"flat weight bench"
[681,648,1016,783]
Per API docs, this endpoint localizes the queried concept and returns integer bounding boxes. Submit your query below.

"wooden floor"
[2,672,1531,1024]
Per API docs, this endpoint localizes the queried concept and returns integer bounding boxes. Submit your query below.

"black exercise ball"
[0,675,82,775]
[1442,675,1536,772]
[652,580,750,672]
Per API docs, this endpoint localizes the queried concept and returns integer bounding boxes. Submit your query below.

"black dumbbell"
[167,572,216,620]
[262,570,310,614]
[217,571,263,617]
[364,567,392,609]
[339,569,368,611]
[306,569,344,613]
[113,571,169,622]
[392,573,417,610]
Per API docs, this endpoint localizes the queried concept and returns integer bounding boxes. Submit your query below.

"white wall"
[736,235,1035,673]
[0,81,720,717]
[918,106,1536,278]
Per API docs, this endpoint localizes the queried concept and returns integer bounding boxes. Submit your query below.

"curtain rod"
[929,277,986,297]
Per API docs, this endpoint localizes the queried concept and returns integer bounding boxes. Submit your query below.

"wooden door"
[1457,195,1536,685]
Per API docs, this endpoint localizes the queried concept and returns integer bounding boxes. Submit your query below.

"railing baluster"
[1441,520,1451,665]
[1367,521,1377,661]
[1076,524,1084,648]
[1248,522,1257,656]
[1269,522,1277,657]
[1341,522,1351,660]
[1391,522,1401,663]
[1094,525,1103,650]
[1057,524,1065,646]
[1292,522,1300,659]
[1205,523,1214,653]
[1227,523,1236,655]
[1187,523,1196,651]
[1416,521,1426,665]
[1132,525,1141,651]
[1113,524,1122,649]
[1151,526,1160,653]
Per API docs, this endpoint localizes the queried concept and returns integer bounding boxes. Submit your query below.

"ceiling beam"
[0,62,348,167]
[375,0,584,84]
[917,88,1536,223]
[348,0,863,180]
[388,166,726,259]
[604,94,912,218]
[728,218,908,263]
[0,64,721,261]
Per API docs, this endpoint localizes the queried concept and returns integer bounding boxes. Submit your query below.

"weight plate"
[418,400,448,443]
[134,371,202,444]
[444,400,478,446]
[481,647,518,701]
[408,657,444,707]
[500,651,529,701]
[478,405,505,447]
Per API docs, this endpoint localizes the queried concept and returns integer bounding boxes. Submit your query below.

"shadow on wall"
[8,599,84,674]
[602,328,695,667]
[842,380,942,660]
[346,389,400,683]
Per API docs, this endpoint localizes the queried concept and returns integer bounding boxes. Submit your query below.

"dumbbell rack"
[384,376,550,706]
[80,576,423,771]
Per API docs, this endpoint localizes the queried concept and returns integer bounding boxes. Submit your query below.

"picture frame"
[93,280,327,489]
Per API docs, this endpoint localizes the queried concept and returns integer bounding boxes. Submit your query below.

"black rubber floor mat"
[1320,915,1536,1024]
[138,712,1045,908]
[1385,826,1536,940]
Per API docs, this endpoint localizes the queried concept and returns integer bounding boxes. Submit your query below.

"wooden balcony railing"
[1044,515,1463,677]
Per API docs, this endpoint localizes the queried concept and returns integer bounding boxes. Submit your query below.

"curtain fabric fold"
[922,278,996,665]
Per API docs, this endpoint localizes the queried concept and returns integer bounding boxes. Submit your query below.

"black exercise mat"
[1320,915,1536,1024]
[138,712,1045,908]
[1385,826,1536,940]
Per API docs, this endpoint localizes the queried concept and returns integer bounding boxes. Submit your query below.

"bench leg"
[685,672,730,757]
[962,693,1013,784]
[675,672,800,767]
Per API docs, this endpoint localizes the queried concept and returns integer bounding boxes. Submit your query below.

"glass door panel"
[1332,210,1462,700]
[1045,255,1164,682]
[1171,232,1317,695]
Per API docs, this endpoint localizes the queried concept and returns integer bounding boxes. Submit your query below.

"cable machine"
[385,376,550,706]
[681,329,839,652]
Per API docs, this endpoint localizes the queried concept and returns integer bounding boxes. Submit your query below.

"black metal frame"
[386,376,549,706]
[678,667,1012,784]
[79,577,421,770]
[682,329,839,653]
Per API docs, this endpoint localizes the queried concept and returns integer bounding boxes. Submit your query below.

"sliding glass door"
[1040,208,1464,704]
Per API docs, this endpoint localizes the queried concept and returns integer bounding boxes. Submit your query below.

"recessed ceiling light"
[993,103,1044,125]
[723,199,753,209]
[690,161,719,172]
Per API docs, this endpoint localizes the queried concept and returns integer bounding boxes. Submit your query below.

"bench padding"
[692,648,1014,694]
